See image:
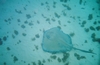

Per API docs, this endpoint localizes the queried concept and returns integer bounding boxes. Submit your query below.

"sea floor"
[0,0,100,65]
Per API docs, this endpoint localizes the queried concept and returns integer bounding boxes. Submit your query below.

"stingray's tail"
[73,47,96,54]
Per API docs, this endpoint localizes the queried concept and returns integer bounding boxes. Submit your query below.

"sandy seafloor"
[0,0,100,65]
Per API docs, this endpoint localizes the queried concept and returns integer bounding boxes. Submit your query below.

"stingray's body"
[41,27,94,54]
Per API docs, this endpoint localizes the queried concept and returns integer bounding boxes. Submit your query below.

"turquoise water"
[0,0,100,65]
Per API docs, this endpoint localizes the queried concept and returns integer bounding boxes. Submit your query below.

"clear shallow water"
[0,0,100,65]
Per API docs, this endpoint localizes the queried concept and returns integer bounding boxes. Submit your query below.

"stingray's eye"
[46,35,50,39]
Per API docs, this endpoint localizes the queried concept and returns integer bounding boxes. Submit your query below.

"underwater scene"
[0,0,100,65]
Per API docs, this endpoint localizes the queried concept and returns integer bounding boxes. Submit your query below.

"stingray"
[41,27,95,54]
